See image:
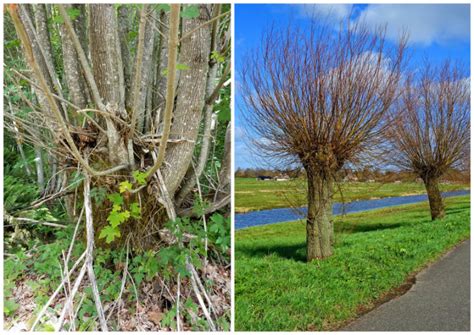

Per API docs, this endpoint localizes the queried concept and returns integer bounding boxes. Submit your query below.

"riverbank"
[235,178,469,213]
[235,190,470,229]
[235,195,470,331]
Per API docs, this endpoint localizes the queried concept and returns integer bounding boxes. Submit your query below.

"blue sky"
[234,4,471,169]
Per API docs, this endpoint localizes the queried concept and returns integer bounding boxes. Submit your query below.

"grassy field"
[235,196,470,331]
[235,178,469,212]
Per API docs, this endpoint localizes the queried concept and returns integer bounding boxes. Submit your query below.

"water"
[235,189,470,230]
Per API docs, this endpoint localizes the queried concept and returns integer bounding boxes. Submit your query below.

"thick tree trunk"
[423,176,445,220]
[59,4,88,110]
[89,4,129,167]
[306,170,334,261]
[162,5,212,196]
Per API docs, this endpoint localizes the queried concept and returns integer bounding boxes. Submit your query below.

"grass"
[235,196,470,331]
[235,178,469,212]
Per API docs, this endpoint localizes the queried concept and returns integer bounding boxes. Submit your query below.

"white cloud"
[360,4,470,46]
[300,4,470,46]
[300,4,353,21]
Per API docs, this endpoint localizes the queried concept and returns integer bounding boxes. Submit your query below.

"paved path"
[344,240,470,331]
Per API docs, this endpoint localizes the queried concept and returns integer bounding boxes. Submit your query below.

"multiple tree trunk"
[6,4,231,248]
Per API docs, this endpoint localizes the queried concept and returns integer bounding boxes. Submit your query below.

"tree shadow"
[239,242,307,262]
[336,222,403,234]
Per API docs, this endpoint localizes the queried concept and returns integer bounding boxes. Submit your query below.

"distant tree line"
[235,167,469,183]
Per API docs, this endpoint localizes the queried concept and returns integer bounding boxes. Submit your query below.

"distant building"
[256,175,272,181]
[275,174,290,181]
[394,180,402,184]
[343,173,359,182]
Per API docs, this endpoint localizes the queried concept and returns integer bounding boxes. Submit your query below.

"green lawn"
[235,178,469,212]
[235,196,470,331]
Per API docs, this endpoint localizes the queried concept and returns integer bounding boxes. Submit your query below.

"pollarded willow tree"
[240,20,407,261]
[387,61,470,220]
[5,4,231,249]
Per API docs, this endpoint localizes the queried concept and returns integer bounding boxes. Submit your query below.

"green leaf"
[90,187,108,205]
[218,108,231,122]
[156,4,170,12]
[211,51,225,63]
[181,5,200,19]
[176,63,190,71]
[162,63,190,76]
[70,171,84,188]
[5,39,20,49]
[132,170,147,185]
[107,210,130,227]
[4,299,19,316]
[66,7,81,20]
[119,180,133,193]
[130,202,141,219]
[52,6,81,24]
[108,193,124,206]
[99,225,121,244]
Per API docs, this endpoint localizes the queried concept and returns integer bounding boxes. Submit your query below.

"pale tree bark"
[118,5,133,105]
[59,4,88,109]
[162,5,212,196]
[129,6,156,132]
[153,10,169,123]
[89,4,129,166]
[175,5,223,206]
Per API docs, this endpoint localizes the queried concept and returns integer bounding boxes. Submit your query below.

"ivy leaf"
[132,170,147,185]
[181,5,200,18]
[119,180,133,193]
[108,193,123,206]
[99,225,121,244]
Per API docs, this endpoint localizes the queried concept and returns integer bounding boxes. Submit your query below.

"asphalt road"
[344,239,470,331]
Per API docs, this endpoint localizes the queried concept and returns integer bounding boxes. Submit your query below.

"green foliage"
[70,170,84,188]
[99,225,121,244]
[90,187,108,206]
[132,170,147,185]
[119,180,133,193]
[235,196,470,331]
[4,299,19,316]
[155,4,171,12]
[161,305,177,329]
[130,202,141,219]
[130,251,159,286]
[180,5,200,19]
[209,213,231,254]
[100,176,145,243]
[51,6,81,24]
[211,50,225,63]
[108,193,124,206]
[161,63,190,76]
